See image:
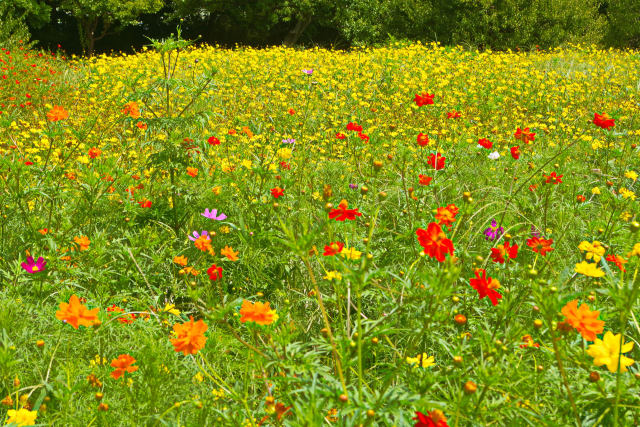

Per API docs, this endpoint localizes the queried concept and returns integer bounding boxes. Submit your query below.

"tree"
[604,0,640,48]
[58,0,164,56]
[0,0,51,46]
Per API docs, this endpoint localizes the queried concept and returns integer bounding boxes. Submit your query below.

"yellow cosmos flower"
[6,408,38,426]
[624,170,638,181]
[575,261,605,278]
[406,353,435,368]
[340,247,362,260]
[578,241,606,262]
[586,331,634,373]
[619,187,636,200]
[591,187,601,195]
[324,271,342,281]
[627,243,640,258]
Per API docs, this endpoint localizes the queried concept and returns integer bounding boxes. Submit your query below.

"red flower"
[335,133,346,139]
[435,204,458,229]
[417,133,430,146]
[543,172,563,184]
[271,187,284,198]
[427,153,446,170]
[346,122,363,132]
[416,222,454,262]
[469,269,502,306]
[414,92,435,106]
[358,132,369,142]
[413,410,449,427]
[490,241,518,264]
[447,111,461,119]
[208,136,220,145]
[510,146,520,159]
[288,108,295,115]
[88,147,102,159]
[138,199,152,208]
[328,199,362,221]
[279,161,290,170]
[207,264,223,281]
[576,194,586,203]
[593,113,615,130]
[514,127,535,143]
[323,242,344,256]
[526,236,554,256]
[478,138,492,149]
[606,254,627,272]
[418,174,432,186]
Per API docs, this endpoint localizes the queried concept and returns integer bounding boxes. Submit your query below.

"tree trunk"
[283,15,312,46]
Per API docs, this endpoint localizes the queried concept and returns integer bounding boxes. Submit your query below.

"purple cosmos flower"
[530,225,541,238]
[302,69,313,75]
[22,256,46,274]
[281,138,296,144]
[349,183,358,189]
[484,219,504,241]
[202,209,227,221]
[188,230,210,242]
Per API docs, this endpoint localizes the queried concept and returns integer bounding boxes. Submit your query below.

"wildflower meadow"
[2,33,640,426]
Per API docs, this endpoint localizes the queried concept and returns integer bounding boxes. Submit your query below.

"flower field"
[2,37,640,425]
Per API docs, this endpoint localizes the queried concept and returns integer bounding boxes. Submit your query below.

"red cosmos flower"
[271,187,284,198]
[279,161,290,170]
[413,410,449,427]
[469,269,502,306]
[346,122,363,132]
[576,194,586,203]
[328,199,362,221]
[510,146,520,159]
[136,121,147,130]
[417,133,430,146]
[208,136,220,145]
[88,147,101,159]
[207,264,223,281]
[416,222,454,262]
[414,92,435,106]
[447,111,461,119]
[526,236,554,256]
[323,242,344,256]
[606,254,627,272]
[514,127,535,143]
[435,204,459,229]
[335,133,346,139]
[543,172,563,184]
[427,153,446,170]
[138,199,152,208]
[358,132,369,142]
[593,113,615,130]
[477,138,492,149]
[490,241,518,264]
[419,174,432,186]
[288,108,295,115]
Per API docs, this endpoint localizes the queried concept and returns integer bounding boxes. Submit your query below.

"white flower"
[488,151,500,160]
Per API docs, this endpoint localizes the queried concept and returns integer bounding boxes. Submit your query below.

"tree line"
[1,0,639,55]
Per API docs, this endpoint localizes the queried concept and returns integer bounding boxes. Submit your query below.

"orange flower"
[74,235,91,251]
[170,316,208,355]
[220,246,239,261]
[239,300,278,325]
[186,167,198,177]
[173,255,188,266]
[110,354,138,379]
[434,204,458,229]
[88,147,102,159]
[136,121,147,130]
[194,235,213,254]
[122,101,140,119]
[47,105,69,121]
[38,228,49,235]
[55,295,100,329]
[561,300,605,341]
[416,222,454,262]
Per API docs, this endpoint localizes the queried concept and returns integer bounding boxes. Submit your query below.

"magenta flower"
[484,219,504,241]
[21,256,46,274]
[201,209,227,221]
[188,230,210,242]
[302,69,313,75]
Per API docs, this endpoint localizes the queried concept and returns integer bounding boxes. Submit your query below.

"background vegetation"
[1,0,640,55]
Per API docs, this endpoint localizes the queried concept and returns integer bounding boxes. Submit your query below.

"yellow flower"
[406,353,435,368]
[586,331,634,373]
[340,247,362,260]
[574,261,605,278]
[591,187,601,195]
[6,408,38,426]
[625,170,638,181]
[627,243,640,258]
[578,241,606,262]
[162,303,181,316]
[619,187,636,200]
[620,211,632,222]
[324,271,342,281]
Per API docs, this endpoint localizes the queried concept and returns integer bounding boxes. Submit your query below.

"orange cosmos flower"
[561,300,605,341]
[73,235,91,251]
[122,101,140,119]
[194,234,213,254]
[490,241,518,264]
[173,255,188,266]
[88,147,102,159]
[170,316,208,355]
[55,294,100,329]
[416,222,454,262]
[136,121,147,130]
[186,167,198,177]
[606,254,627,272]
[47,105,69,121]
[434,204,458,229]
[239,300,278,325]
[110,354,138,379]
[220,245,239,261]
